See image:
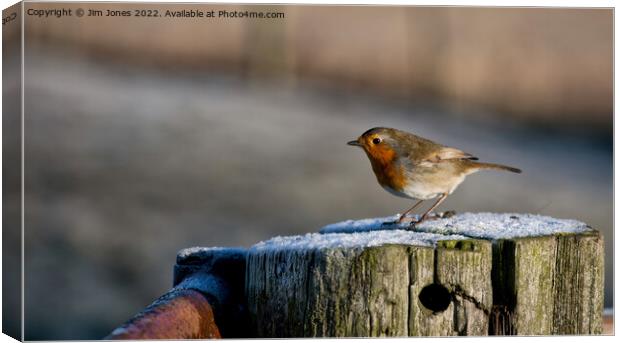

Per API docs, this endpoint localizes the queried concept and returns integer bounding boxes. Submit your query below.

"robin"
[347,127,521,226]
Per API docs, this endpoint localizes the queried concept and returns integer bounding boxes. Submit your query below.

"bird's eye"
[372,137,382,145]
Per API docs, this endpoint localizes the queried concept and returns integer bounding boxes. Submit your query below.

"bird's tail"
[472,161,522,173]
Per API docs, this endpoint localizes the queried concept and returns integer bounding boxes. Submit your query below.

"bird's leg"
[412,193,448,225]
[397,199,425,223]
[381,199,424,227]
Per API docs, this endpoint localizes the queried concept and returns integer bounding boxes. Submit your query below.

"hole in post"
[418,283,451,313]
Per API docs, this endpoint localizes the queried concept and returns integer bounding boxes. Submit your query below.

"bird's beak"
[347,139,362,147]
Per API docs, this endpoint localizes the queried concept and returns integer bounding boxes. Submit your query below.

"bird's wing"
[434,147,478,161]
[416,146,478,167]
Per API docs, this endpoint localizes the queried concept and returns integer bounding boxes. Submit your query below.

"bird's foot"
[419,210,457,221]
[382,214,414,228]
[406,221,418,231]
[406,211,456,230]
[437,210,457,219]
[406,216,425,231]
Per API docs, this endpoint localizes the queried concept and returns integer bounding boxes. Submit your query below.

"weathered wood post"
[245,213,604,337]
[106,212,603,338]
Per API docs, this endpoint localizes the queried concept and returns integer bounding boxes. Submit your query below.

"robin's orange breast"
[364,146,407,193]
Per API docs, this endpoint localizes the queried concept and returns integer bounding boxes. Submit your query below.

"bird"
[347,127,521,226]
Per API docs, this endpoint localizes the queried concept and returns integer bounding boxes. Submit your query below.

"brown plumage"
[347,127,521,225]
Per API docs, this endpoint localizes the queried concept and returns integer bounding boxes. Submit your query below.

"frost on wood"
[251,229,468,251]
[320,212,591,240]
[244,213,603,337]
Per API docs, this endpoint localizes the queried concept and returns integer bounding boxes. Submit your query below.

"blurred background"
[2,3,612,339]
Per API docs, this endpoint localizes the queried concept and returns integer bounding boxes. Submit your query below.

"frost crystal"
[247,213,591,252]
[319,212,590,240]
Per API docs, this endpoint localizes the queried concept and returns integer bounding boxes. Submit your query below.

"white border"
[0,1,616,343]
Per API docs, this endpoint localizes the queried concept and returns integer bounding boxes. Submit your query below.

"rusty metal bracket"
[105,247,248,339]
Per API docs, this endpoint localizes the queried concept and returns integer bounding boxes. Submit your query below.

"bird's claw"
[438,210,456,219]
[384,211,456,231]
[405,211,456,231]
[407,216,426,230]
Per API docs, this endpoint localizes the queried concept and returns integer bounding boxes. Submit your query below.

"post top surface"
[179,213,593,256]
[320,212,591,239]
[250,212,592,252]
[251,229,468,252]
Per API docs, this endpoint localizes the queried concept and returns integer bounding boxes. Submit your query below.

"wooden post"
[553,232,604,333]
[245,213,604,337]
[491,232,604,335]
[246,244,412,337]
[106,213,604,338]
[435,239,493,335]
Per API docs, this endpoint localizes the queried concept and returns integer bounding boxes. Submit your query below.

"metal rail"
[105,248,248,339]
